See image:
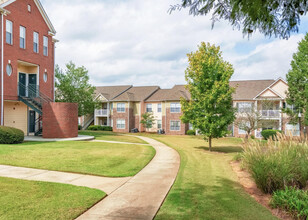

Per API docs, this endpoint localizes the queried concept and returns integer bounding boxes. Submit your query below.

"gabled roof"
[146,85,191,102]
[112,86,160,102]
[0,0,56,35]
[230,79,275,101]
[95,85,132,101]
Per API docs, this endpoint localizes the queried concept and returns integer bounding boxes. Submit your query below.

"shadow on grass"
[195,146,243,153]
[155,177,274,220]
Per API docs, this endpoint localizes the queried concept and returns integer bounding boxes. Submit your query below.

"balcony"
[260,110,280,118]
[95,109,109,117]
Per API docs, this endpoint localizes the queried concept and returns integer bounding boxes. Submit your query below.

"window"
[238,122,250,135]
[237,102,253,113]
[110,103,113,110]
[116,119,125,129]
[6,20,13,45]
[117,103,125,112]
[170,103,181,113]
[33,32,39,53]
[286,123,300,136]
[170,120,180,131]
[157,120,162,129]
[28,4,31,12]
[6,64,12,76]
[43,36,48,56]
[43,72,48,82]
[146,104,152,112]
[157,104,162,113]
[20,26,26,49]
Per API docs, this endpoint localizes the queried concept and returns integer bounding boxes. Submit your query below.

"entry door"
[28,74,37,98]
[19,73,26,97]
[29,110,36,133]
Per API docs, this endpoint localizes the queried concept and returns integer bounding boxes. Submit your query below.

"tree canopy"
[286,33,308,127]
[55,61,98,117]
[170,0,307,39]
[181,42,235,151]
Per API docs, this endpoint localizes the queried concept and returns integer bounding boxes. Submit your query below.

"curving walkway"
[77,136,180,220]
[0,136,180,220]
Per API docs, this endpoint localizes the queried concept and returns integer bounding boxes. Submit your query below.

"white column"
[279,100,283,130]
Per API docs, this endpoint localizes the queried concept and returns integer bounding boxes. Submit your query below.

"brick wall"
[112,108,130,133]
[165,108,187,135]
[42,103,78,138]
[2,0,55,101]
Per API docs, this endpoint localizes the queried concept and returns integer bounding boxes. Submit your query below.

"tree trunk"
[209,136,212,151]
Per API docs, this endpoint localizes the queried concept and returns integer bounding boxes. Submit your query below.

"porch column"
[254,100,258,137]
[279,100,282,130]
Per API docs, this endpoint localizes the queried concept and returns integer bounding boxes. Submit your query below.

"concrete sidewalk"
[77,136,180,220]
[0,165,130,195]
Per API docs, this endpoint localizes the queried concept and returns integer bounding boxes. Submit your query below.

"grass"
[0,141,155,177]
[137,134,277,220]
[0,177,105,220]
[79,130,148,144]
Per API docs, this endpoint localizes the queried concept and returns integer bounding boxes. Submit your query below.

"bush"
[0,126,24,144]
[242,135,308,194]
[78,125,82,130]
[270,187,308,219]
[187,130,196,135]
[261,129,282,140]
[250,135,255,139]
[87,125,113,131]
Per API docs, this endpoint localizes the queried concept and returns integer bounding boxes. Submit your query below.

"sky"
[41,0,308,88]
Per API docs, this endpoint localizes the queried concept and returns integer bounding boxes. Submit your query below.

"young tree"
[181,42,235,151]
[286,33,308,135]
[55,61,99,117]
[170,0,307,39]
[140,112,155,132]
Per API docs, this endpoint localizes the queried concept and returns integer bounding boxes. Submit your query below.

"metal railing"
[95,109,109,116]
[260,110,280,118]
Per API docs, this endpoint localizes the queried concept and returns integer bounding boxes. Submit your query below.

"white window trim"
[157,104,162,113]
[20,26,26,49]
[157,120,162,129]
[170,120,181,131]
[116,103,125,113]
[146,104,152,112]
[170,103,181,113]
[33,32,39,53]
[6,20,13,45]
[43,36,48,56]
[116,119,125,129]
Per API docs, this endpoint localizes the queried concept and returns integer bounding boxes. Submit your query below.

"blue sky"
[41,0,307,88]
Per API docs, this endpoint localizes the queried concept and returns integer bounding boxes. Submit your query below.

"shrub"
[0,126,24,144]
[250,135,255,139]
[187,130,196,135]
[78,125,82,130]
[270,187,308,219]
[87,125,113,131]
[242,135,308,194]
[261,129,282,140]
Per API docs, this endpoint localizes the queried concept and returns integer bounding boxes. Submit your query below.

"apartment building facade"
[0,0,78,138]
[93,78,299,137]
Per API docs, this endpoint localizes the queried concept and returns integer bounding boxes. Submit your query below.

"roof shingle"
[112,86,160,102]
[95,85,132,100]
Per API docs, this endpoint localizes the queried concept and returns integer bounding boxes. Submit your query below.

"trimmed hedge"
[186,130,196,135]
[261,129,282,140]
[270,187,308,219]
[87,125,113,131]
[0,126,24,144]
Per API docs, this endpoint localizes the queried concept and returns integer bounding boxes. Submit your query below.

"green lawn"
[138,134,277,220]
[0,141,155,177]
[0,177,105,220]
[79,131,148,144]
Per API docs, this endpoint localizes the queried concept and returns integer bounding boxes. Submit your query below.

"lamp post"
[298,111,302,138]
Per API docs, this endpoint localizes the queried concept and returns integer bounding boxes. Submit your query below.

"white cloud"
[41,0,305,88]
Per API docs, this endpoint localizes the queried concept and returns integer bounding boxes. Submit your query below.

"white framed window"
[237,102,253,113]
[43,72,48,82]
[43,36,48,56]
[6,64,12,76]
[28,4,31,12]
[170,120,181,131]
[33,32,39,53]
[117,103,125,112]
[157,120,162,129]
[6,20,13,45]
[238,122,250,135]
[116,119,125,129]
[157,104,162,113]
[146,104,152,112]
[170,103,181,113]
[20,26,26,49]
[286,123,300,136]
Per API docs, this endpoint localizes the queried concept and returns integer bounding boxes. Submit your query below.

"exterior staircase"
[18,82,52,136]
[82,114,94,130]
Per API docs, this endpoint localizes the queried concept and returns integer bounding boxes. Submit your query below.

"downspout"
[128,102,130,132]
[1,12,4,126]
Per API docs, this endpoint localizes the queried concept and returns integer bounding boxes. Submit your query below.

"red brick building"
[0,0,78,138]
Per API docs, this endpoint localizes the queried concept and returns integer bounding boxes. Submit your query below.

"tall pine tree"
[181,42,235,151]
[286,34,308,133]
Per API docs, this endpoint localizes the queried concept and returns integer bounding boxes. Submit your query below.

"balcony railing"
[95,109,109,117]
[261,110,280,118]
